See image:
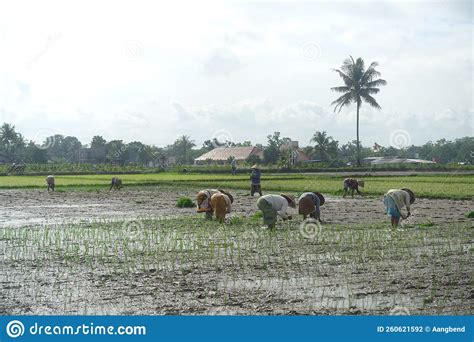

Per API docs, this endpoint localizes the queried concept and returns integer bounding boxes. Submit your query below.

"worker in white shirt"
[382,188,415,228]
[256,193,296,229]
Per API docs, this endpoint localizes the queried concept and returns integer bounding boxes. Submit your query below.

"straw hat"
[251,164,260,169]
[401,188,415,204]
[218,189,234,203]
[313,192,325,206]
[280,193,296,208]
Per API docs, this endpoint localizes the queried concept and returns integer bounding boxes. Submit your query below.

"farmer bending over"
[110,177,123,190]
[342,178,364,198]
[196,189,221,219]
[383,188,415,228]
[298,192,325,222]
[256,193,295,229]
[210,190,234,223]
[46,175,55,192]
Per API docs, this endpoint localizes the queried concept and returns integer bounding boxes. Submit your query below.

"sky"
[0,0,472,149]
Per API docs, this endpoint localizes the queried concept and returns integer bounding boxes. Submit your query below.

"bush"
[466,211,474,218]
[176,197,195,208]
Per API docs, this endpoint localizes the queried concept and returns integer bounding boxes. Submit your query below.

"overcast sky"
[0,0,472,149]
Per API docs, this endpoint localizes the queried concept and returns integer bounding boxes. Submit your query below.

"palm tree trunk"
[356,102,361,166]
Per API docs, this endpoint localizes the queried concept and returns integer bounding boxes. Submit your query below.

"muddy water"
[0,188,472,228]
[1,187,472,316]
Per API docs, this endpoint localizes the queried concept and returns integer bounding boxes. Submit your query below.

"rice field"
[0,173,472,315]
[1,216,472,315]
[0,173,472,199]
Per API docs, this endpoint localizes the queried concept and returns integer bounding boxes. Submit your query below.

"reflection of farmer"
[231,158,237,175]
[383,188,415,228]
[250,165,262,197]
[256,193,295,229]
[298,192,325,222]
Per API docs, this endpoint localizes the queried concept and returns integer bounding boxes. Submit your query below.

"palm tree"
[310,131,337,161]
[0,123,25,162]
[331,56,386,166]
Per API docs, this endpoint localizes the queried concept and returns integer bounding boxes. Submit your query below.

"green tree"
[106,140,127,164]
[245,154,262,166]
[331,56,387,166]
[0,123,25,162]
[168,135,196,164]
[310,131,338,161]
[24,141,48,163]
[90,135,107,163]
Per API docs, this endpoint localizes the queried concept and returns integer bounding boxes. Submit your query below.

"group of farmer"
[44,165,415,229]
[195,165,415,229]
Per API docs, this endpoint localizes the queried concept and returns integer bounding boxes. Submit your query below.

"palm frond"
[332,69,353,86]
[331,86,351,93]
[365,79,387,88]
[360,93,381,110]
[361,87,380,95]
[361,67,381,84]
[331,92,354,113]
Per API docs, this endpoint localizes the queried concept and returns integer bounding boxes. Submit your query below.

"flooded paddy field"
[0,187,472,315]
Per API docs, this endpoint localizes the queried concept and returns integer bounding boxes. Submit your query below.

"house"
[363,156,435,165]
[194,146,264,165]
[280,141,310,165]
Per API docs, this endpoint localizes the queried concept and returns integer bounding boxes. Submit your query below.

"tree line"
[0,123,472,167]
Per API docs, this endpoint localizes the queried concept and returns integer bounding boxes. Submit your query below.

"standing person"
[383,188,415,228]
[298,192,325,222]
[256,193,295,229]
[231,158,237,175]
[250,165,262,197]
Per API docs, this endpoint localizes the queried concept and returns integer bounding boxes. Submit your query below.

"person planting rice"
[110,177,123,190]
[298,192,325,222]
[342,178,364,198]
[256,193,296,229]
[109,177,123,190]
[250,165,262,197]
[210,190,234,223]
[196,189,221,219]
[383,188,415,228]
[46,175,55,192]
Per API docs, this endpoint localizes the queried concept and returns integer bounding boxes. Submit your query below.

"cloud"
[0,1,471,148]
[203,48,245,76]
